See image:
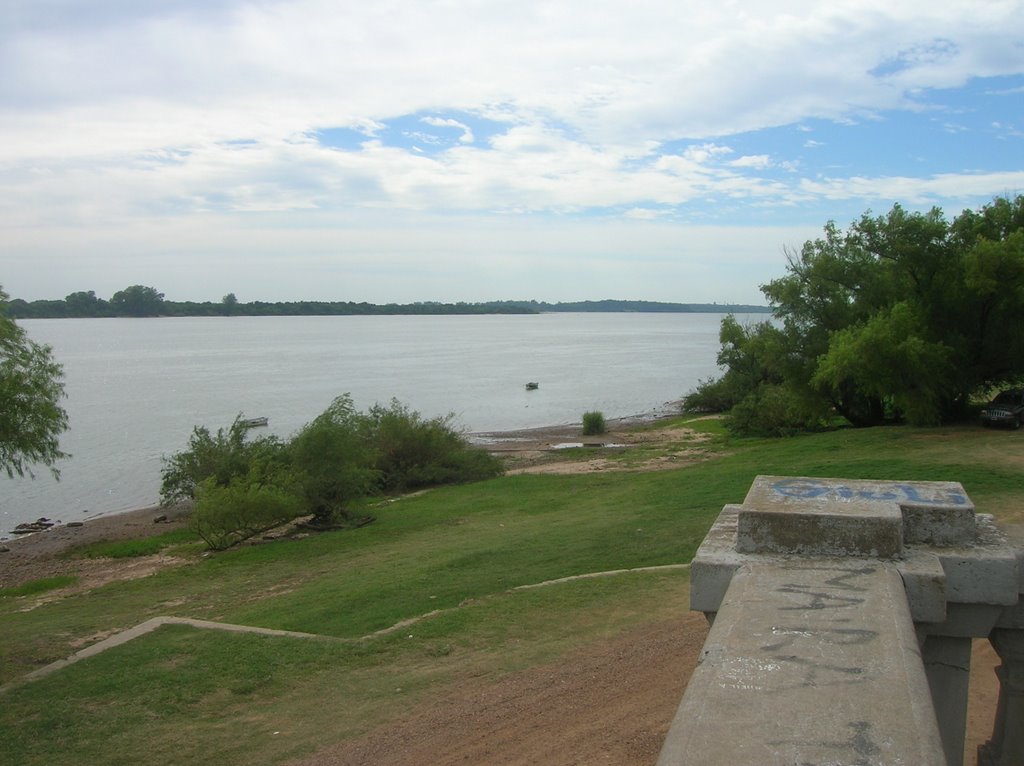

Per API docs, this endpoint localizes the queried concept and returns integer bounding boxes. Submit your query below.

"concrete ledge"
[902,500,976,546]
[689,504,744,614]
[897,549,948,624]
[932,515,1020,606]
[738,476,905,557]
[659,561,945,766]
[736,476,976,558]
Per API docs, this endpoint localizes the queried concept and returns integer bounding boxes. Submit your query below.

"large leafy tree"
[690,196,1024,432]
[0,287,69,477]
[65,290,105,317]
[109,285,165,317]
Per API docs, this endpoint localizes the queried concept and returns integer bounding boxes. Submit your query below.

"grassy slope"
[1,421,1022,764]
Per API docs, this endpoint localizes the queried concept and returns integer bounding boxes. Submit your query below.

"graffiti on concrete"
[770,477,969,506]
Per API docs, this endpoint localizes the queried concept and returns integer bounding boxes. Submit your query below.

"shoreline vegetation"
[0,413,1018,764]
[0,409,674,556]
[7,292,771,319]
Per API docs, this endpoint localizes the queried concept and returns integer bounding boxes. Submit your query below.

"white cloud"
[623,208,663,220]
[420,117,475,144]
[1,0,1022,301]
[4,0,1023,159]
[799,170,1024,203]
[730,155,774,170]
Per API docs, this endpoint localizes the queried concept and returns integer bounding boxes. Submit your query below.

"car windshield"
[993,391,1022,405]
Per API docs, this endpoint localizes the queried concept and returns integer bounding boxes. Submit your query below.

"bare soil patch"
[284,620,999,766]
[0,504,191,590]
[287,613,711,766]
[474,417,715,476]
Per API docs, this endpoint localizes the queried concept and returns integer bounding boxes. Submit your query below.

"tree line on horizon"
[4,289,771,319]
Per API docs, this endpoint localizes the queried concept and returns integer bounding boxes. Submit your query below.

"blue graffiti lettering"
[770,479,968,507]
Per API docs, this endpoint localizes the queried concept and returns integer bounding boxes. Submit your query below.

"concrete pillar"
[920,635,972,766]
[979,629,1024,766]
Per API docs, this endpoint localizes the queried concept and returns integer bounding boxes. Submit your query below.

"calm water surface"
[0,313,754,536]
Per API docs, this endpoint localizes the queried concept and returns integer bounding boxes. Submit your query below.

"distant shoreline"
[8,296,772,320]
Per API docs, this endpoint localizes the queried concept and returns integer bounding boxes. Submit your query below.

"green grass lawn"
[1,421,1022,765]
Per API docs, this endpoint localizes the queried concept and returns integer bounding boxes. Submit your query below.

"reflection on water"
[0,312,762,534]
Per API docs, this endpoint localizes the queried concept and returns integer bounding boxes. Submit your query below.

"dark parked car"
[980,389,1024,429]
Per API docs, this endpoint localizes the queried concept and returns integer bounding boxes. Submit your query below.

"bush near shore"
[162,395,503,549]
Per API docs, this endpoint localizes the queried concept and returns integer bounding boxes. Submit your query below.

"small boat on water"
[239,416,269,428]
[525,382,539,390]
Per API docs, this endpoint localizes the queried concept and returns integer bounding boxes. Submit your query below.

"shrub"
[682,376,742,413]
[724,384,823,438]
[189,476,304,551]
[287,395,380,528]
[582,411,607,436]
[362,400,503,492]
[160,416,287,504]
[163,394,503,547]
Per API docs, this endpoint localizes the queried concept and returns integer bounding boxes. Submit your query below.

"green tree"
[221,293,239,316]
[693,195,1024,432]
[0,287,69,477]
[360,399,502,492]
[190,476,302,550]
[65,290,104,317]
[109,285,165,317]
[160,416,287,504]
[811,302,954,426]
[288,394,380,528]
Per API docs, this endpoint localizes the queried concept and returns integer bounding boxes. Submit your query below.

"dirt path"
[287,613,711,766]
[285,616,999,766]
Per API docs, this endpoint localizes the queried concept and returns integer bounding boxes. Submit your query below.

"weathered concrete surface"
[736,476,974,558]
[928,515,1019,606]
[658,561,945,766]
[898,548,949,623]
[673,476,1024,766]
[689,504,744,615]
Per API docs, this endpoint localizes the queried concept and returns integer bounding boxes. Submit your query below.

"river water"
[0,313,754,537]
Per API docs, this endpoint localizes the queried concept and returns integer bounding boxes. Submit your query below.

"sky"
[2,1,1023,305]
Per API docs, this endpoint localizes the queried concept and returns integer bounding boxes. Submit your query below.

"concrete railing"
[657,476,1024,766]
